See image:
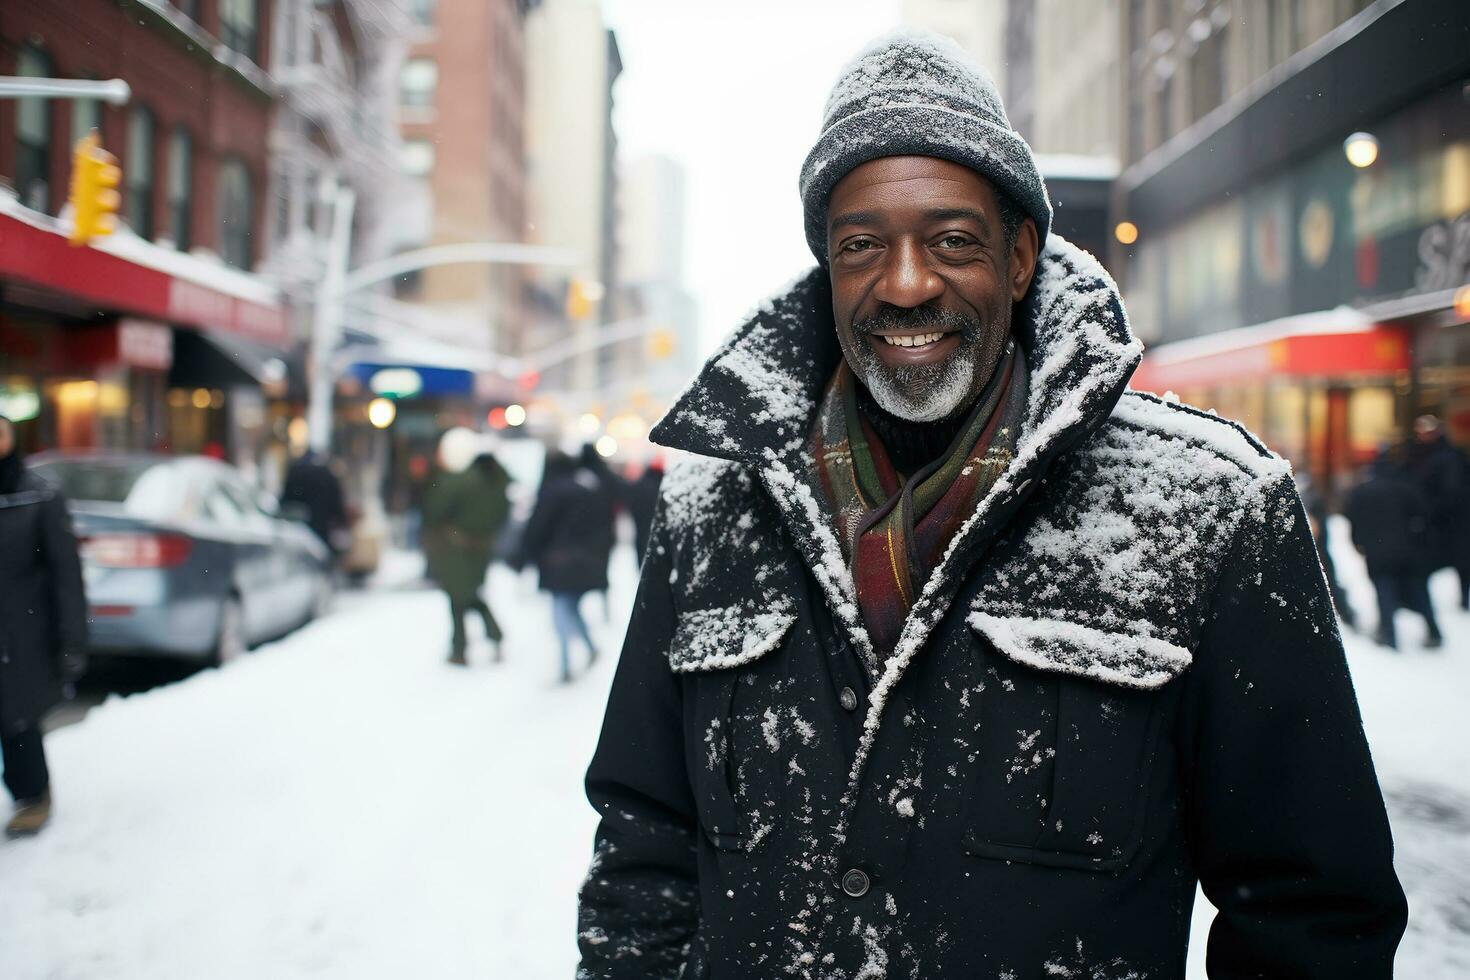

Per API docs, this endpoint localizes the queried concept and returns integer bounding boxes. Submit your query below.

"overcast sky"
[602,0,904,357]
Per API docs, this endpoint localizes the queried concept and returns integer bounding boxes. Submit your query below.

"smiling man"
[576,32,1405,979]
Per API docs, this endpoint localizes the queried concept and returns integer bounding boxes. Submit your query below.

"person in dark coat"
[281,448,349,556]
[624,458,664,567]
[422,429,510,665]
[1407,414,1470,609]
[520,449,614,682]
[0,415,88,837]
[1297,472,1356,629]
[1345,446,1444,650]
[575,33,1405,979]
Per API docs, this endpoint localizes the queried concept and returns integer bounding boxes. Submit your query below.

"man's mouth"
[875,332,950,348]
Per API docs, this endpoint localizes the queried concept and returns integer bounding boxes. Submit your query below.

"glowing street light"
[1344,132,1379,169]
[505,403,527,426]
[595,435,618,458]
[578,412,601,436]
[367,397,397,429]
[1114,221,1139,246]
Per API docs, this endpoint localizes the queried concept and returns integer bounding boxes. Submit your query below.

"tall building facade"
[523,0,621,411]
[1121,0,1470,487]
[390,0,534,360]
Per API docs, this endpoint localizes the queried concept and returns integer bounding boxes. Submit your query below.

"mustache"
[853,304,980,340]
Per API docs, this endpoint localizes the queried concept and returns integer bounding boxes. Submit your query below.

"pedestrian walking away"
[1346,445,1444,650]
[1407,414,1470,610]
[0,415,88,838]
[281,448,350,557]
[422,428,511,666]
[519,449,615,683]
[624,457,664,568]
[575,31,1406,979]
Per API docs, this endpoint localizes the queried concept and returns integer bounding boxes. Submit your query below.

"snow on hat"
[799,29,1052,265]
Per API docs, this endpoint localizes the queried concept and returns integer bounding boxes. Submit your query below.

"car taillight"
[82,533,193,568]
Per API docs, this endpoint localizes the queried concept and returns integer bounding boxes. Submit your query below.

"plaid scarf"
[812,344,1028,657]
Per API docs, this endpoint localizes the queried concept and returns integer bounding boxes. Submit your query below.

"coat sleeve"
[576,499,699,979]
[1183,473,1406,978]
[40,489,89,657]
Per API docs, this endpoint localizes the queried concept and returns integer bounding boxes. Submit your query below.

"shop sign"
[1416,210,1470,293]
[117,319,173,371]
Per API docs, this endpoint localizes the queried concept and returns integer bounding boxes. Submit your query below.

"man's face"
[0,420,13,458]
[827,156,1038,422]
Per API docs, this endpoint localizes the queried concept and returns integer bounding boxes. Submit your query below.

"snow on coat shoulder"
[970,389,1295,690]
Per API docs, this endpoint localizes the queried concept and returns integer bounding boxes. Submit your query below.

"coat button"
[841,868,870,898]
[839,687,859,712]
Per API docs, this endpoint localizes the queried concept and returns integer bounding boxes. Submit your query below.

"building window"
[220,0,259,61]
[14,46,54,214]
[1189,23,1226,122]
[400,139,435,177]
[1154,72,1174,147]
[70,94,100,147]
[167,128,193,250]
[399,58,438,109]
[126,107,156,240]
[217,158,254,269]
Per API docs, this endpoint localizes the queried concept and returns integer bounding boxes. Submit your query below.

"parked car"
[29,452,333,667]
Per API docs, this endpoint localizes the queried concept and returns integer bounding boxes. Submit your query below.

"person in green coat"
[422,428,510,665]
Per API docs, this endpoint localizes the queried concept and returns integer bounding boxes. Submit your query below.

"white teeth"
[880,332,945,348]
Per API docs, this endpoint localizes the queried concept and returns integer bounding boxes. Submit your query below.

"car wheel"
[211,596,246,668]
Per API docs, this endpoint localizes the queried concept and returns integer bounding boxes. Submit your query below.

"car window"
[31,458,188,521]
[204,479,248,528]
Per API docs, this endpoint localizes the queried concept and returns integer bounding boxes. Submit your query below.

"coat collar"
[653,233,1143,684]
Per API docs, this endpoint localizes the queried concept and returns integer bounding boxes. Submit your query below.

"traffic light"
[565,278,603,321]
[68,131,121,247]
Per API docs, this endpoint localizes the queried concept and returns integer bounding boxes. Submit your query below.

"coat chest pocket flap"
[671,600,797,851]
[964,611,1187,873]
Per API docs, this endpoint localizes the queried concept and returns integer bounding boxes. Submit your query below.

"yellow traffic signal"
[565,278,603,321]
[68,131,122,247]
[647,328,676,360]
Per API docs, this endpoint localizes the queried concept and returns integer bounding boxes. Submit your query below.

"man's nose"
[873,238,944,309]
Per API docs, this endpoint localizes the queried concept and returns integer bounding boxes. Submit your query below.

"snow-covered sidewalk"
[0,555,633,980]
[2,532,1468,978]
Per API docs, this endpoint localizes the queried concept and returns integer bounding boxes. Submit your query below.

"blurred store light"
[1115,221,1139,245]
[505,404,527,427]
[368,398,397,429]
[1344,132,1380,168]
[595,435,618,458]
[578,412,601,435]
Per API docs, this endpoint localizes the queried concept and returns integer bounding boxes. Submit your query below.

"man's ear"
[1009,218,1040,302]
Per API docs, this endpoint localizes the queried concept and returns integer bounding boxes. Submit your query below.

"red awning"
[0,209,287,347]
[1130,310,1411,393]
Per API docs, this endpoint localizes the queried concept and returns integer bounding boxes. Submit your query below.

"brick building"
[0,0,286,462]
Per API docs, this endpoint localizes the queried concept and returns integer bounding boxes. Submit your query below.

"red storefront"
[0,204,289,462]
[1130,310,1413,492]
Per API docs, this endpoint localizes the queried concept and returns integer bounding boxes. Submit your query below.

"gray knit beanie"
[799,30,1052,265]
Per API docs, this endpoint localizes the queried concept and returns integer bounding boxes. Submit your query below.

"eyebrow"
[828,206,994,236]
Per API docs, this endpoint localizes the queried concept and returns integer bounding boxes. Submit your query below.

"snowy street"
[3,532,1469,978]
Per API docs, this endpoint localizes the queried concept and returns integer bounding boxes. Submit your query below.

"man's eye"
[937,235,975,249]
[844,239,876,252]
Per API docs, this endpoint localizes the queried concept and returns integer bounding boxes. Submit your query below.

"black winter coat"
[577,238,1405,979]
[0,467,88,733]
[522,468,615,595]
[1344,466,1433,577]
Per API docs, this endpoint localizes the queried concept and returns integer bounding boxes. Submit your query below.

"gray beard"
[852,336,980,422]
